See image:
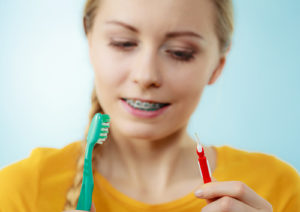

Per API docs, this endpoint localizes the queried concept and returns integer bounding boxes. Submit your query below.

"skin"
[67,0,273,211]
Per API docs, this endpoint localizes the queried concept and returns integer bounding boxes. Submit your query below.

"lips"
[120,98,171,118]
[121,97,170,105]
[121,98,170,110]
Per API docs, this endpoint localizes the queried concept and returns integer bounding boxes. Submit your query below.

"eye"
[109,41,137,51]
[109,41,196,62]
[166,49,195,62]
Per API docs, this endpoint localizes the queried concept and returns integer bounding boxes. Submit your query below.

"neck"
[97,127,197,194]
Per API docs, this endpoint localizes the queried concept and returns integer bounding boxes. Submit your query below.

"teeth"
[125,99,167,111]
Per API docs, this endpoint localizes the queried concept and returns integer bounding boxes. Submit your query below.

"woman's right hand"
[64,202,96,212]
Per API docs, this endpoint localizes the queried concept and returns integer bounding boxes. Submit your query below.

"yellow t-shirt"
[0,141,299,212]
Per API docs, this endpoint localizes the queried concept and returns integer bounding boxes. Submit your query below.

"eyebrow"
[105,20,204,40]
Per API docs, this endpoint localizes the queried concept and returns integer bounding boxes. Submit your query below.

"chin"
[117,120,169,141]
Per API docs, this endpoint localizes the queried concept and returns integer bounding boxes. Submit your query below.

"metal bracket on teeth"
[127,100,161,109]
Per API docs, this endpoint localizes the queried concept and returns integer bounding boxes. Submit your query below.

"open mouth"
[121,98,170,111]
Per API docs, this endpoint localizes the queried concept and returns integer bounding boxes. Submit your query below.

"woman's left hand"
[194,181,273,212]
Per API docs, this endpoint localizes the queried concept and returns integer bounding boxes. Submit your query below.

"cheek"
[166,68,208,122]
[179,81,205,115]
[90,46,130,97]
[165,51,213,100]
[92,49,124,83]
[89,47,130,112]
[168,69,207,102]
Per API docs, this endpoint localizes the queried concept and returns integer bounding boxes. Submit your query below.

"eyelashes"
[108,41,196,63]
[165,49,195,62]
[110,41,136,49]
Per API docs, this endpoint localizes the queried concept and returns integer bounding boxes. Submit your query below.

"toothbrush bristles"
[194,133,204,152]
[100,133,107,137]
[97,115,110,145]
[97,138,106,144]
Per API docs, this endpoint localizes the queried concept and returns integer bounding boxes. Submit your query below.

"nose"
[130,47,162,90]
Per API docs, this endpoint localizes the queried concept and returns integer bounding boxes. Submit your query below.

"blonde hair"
[63,87,103,210]
[63,0,234,209]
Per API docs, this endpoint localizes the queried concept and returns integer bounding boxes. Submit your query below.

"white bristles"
[197,143,203,153]
[97,138,106,144]
[194,133,203,152]
[100,133,107,137]
[96,120,110,144]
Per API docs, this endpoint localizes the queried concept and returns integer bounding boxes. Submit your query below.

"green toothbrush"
[76,113,110,211]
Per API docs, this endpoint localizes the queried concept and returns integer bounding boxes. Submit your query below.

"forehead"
[95,0,216,39]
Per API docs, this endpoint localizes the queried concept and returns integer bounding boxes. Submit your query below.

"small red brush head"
[196,144,204,157]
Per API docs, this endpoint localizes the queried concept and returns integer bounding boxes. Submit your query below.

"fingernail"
[194,189,204,197]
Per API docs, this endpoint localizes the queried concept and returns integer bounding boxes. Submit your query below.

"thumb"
[206,177,219,204]
[90,202,96,212]
[194,176,217,194]
[195,177,218,204]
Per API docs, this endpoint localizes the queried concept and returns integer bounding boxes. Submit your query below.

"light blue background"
[0,0,299,172]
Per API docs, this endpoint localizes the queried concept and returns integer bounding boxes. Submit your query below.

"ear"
[83,16,88,35]
[208,44,231,85]
[84,17,93,48]
[207,56,226,85]
[86,30,94,64]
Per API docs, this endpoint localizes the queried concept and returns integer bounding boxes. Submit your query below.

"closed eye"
[109,41,136,50]
[109,41,196,63]
[166,50,195,62]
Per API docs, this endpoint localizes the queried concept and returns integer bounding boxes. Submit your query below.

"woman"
[0,0,299,211]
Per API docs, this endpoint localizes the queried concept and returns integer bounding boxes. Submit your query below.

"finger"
[195,181,267,209]
[195,177,218,204]
[63,210,88,212]
[194,176,217,191]
[201,196,254,212]
[205,197,219,204]
[63,203,96,212]
[90,202,96,212]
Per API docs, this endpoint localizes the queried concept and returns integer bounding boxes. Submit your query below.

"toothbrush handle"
[76,145,94,210]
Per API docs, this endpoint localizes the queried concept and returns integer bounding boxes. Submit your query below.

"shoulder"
[0,141,82,210]
[216,145,299,181]
[214,145,300,211]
